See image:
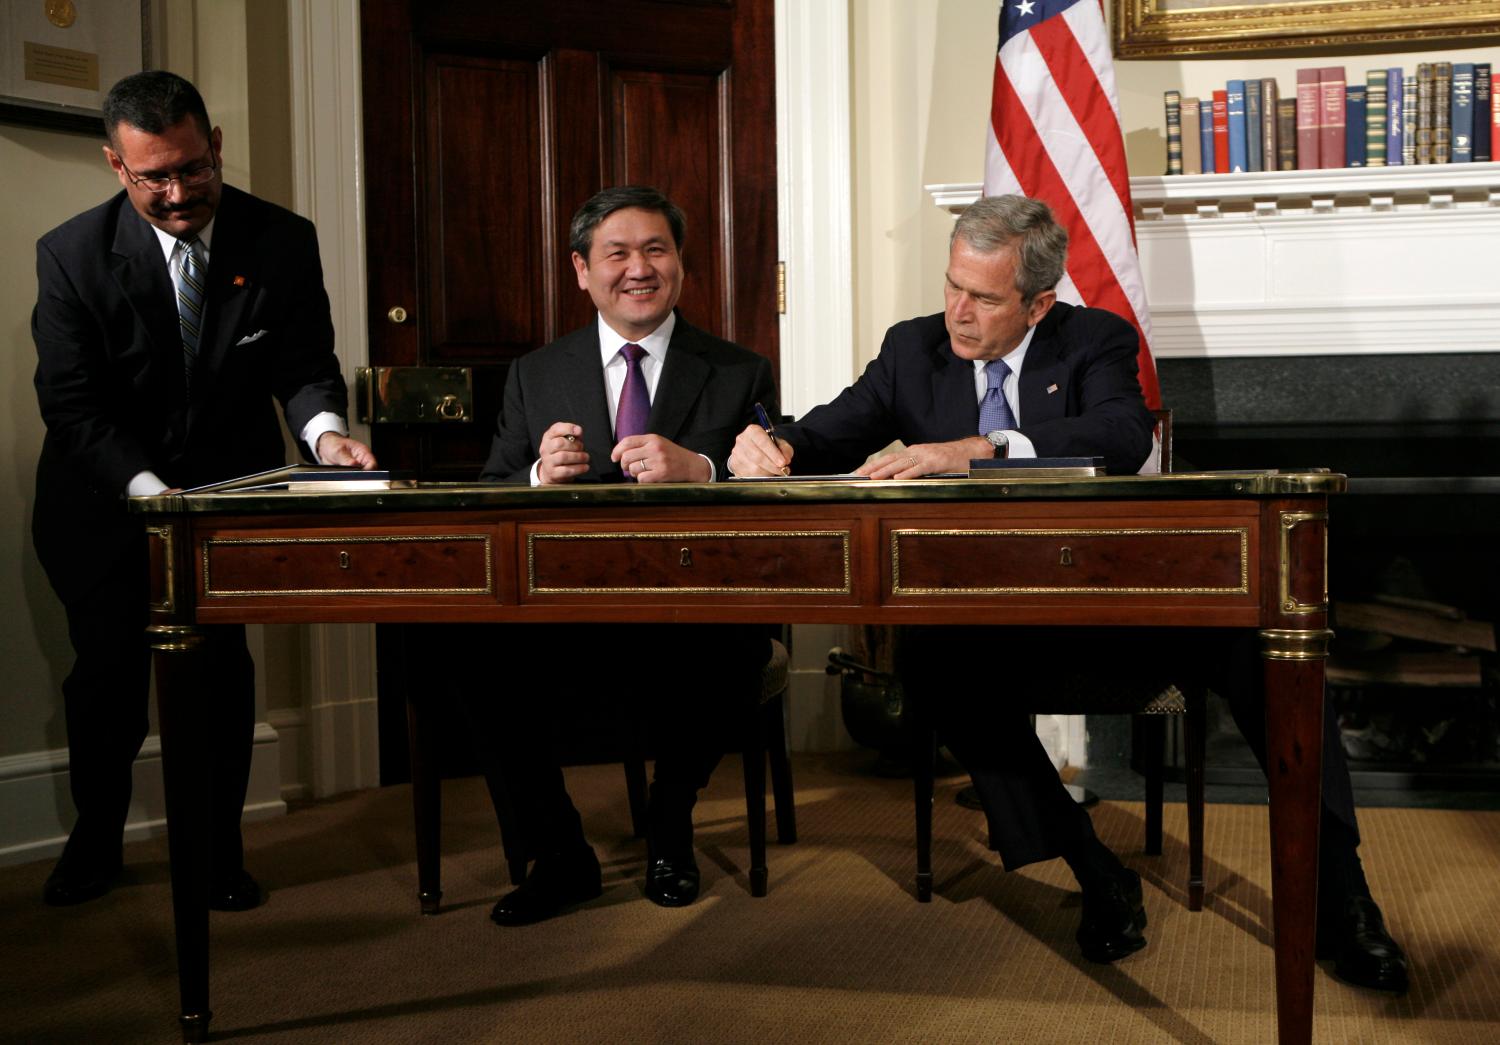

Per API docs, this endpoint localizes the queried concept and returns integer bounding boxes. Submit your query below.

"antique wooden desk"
[133,471,1340,1043]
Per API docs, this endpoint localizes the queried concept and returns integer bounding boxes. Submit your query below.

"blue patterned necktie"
[977,359,1018,433]
[177,236,206,397]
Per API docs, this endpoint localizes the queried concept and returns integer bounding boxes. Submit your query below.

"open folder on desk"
[183,464,412,494]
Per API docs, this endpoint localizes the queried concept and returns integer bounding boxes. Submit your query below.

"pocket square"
[235,330,269,346]
[1046,383,1059,394]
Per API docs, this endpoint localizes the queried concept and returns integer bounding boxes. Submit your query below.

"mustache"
[150,197,208,216]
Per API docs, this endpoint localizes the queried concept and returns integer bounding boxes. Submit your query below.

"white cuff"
[301,412,348,463]
[126,470,169,497]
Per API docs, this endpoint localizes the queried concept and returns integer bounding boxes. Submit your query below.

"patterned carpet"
[4,752,1498,1043]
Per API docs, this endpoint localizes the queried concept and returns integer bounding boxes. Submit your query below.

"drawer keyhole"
[338,551,351,570]
[1058,546,1073,566]
[680,547,693,567]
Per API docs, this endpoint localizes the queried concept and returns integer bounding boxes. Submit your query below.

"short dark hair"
[569,185,686,259]
[102,70,212,149]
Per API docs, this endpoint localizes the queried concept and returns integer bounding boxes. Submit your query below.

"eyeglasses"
[118,153,219,194]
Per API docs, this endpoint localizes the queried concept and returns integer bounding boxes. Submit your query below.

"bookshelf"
[927,163,1500,360]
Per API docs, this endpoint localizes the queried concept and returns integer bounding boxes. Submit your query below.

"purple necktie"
[615,343,650,441]
[977,359,1018,433]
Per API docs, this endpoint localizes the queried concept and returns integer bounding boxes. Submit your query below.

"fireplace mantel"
[927,164,1500,359]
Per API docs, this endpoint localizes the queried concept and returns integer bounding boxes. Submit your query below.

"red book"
[1320,66,1347,168]
[1494,73,1499,147]
[1212,89,1230,172]
[1296,68,1320,169]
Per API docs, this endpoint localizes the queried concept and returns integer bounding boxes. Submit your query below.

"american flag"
[983,0,1160,410]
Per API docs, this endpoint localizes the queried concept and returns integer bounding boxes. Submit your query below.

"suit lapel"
[190,188,255,412]
[557,326,616,472]
[649,320,711,442]
[1016,308,1067,425]
[108,203,179,374]
[932,340,980,440]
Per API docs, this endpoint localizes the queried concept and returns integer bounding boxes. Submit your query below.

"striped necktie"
[977,359,1018,433]
[177,236,206,397]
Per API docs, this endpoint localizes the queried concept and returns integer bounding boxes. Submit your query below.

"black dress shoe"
[1076,867,1148,963]
[491,849,602,927]
[644,854,701,908]
[43,856,123,907]
[209,869,266,912]
[1317,895,1409,994]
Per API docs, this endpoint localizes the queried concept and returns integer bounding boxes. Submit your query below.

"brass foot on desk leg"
[179,1010,211,1043]
[419,890,442,916]
[1189,880,1204,912]
[916,873,933,903]
[750,867,768,897]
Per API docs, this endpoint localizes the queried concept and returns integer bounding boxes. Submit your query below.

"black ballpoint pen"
[752,402,790,475]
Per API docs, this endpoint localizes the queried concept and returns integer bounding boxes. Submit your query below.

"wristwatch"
[983,430,1010,458]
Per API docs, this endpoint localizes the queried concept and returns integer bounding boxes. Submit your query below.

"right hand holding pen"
[728,424,793,477]
[538,421,590,484]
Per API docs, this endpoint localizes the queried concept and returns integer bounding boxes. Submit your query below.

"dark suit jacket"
[779,303,1154,476]
[480,316,776,483]
[32,184,348,603]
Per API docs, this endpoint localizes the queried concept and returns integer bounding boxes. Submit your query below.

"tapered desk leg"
[913,726,936,903]
[742,699,769,897]
[151,624,214,1043]
[1261,629,1330,1045]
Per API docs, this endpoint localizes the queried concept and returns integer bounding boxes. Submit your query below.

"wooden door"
[360,0,779,478]
[359,0,780,781]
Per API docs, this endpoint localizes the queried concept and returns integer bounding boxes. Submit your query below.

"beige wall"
[849,0,1500,369]
[1,0,301,771]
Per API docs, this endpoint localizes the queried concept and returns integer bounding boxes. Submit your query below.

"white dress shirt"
[970,324,1038,459]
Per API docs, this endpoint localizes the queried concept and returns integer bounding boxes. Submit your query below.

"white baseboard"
[0,722,286,869]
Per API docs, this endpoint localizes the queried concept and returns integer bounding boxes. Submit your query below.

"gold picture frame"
[1112,0,1500,59]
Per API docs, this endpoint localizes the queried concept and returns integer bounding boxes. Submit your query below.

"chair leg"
[742,699,769,897]
[763,691,797,844]
[1140,714,1166,856]
[1185,688,1207,912]
[913,725,936,903]
[405,686,443,915]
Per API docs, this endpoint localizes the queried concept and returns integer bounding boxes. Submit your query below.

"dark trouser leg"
[644,625,768,851]
[459,625,588,859]
[200,624,256,877]
[59,550,153,869]
[899,626,1109,875]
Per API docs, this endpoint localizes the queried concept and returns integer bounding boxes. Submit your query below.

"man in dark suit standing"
[729,195,1407,991]
[31,71,374,909]
[475,185,773,925]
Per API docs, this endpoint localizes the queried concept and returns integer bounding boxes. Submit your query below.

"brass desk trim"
[201,533,495,597]
[889,526,1251,596]
[525,529,853,595]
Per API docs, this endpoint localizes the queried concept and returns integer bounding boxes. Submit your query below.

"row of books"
[1164,62,1497,175]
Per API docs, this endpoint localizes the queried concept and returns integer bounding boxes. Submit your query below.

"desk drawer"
[890,526,1249,595]
[202,531,494,596]
[524,529,850,595]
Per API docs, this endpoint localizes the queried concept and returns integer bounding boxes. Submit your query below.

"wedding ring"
[907,456,917,468]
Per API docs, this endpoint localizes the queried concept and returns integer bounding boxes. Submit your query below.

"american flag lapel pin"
[1046,383,1059,394]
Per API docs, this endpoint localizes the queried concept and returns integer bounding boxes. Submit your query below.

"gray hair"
[950,195,1068,302]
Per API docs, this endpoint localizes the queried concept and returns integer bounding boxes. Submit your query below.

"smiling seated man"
[466,186,774,924]
[727,194,1408,991]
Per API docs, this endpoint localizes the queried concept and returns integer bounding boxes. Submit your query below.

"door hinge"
[776,260,786,315]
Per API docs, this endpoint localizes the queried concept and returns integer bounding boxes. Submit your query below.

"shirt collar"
[152,216,216,265]
[971,322,1036,379]
[597,310,676,368]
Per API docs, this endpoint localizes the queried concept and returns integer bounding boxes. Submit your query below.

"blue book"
[1476,63,1492,162]
[1452,63,1475,162]
[1245,79,1264,171]
[1345,84,1367,166]
[1386,68,1403,164]
[1226,80,1248,172]
[1199,106,1215,172]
